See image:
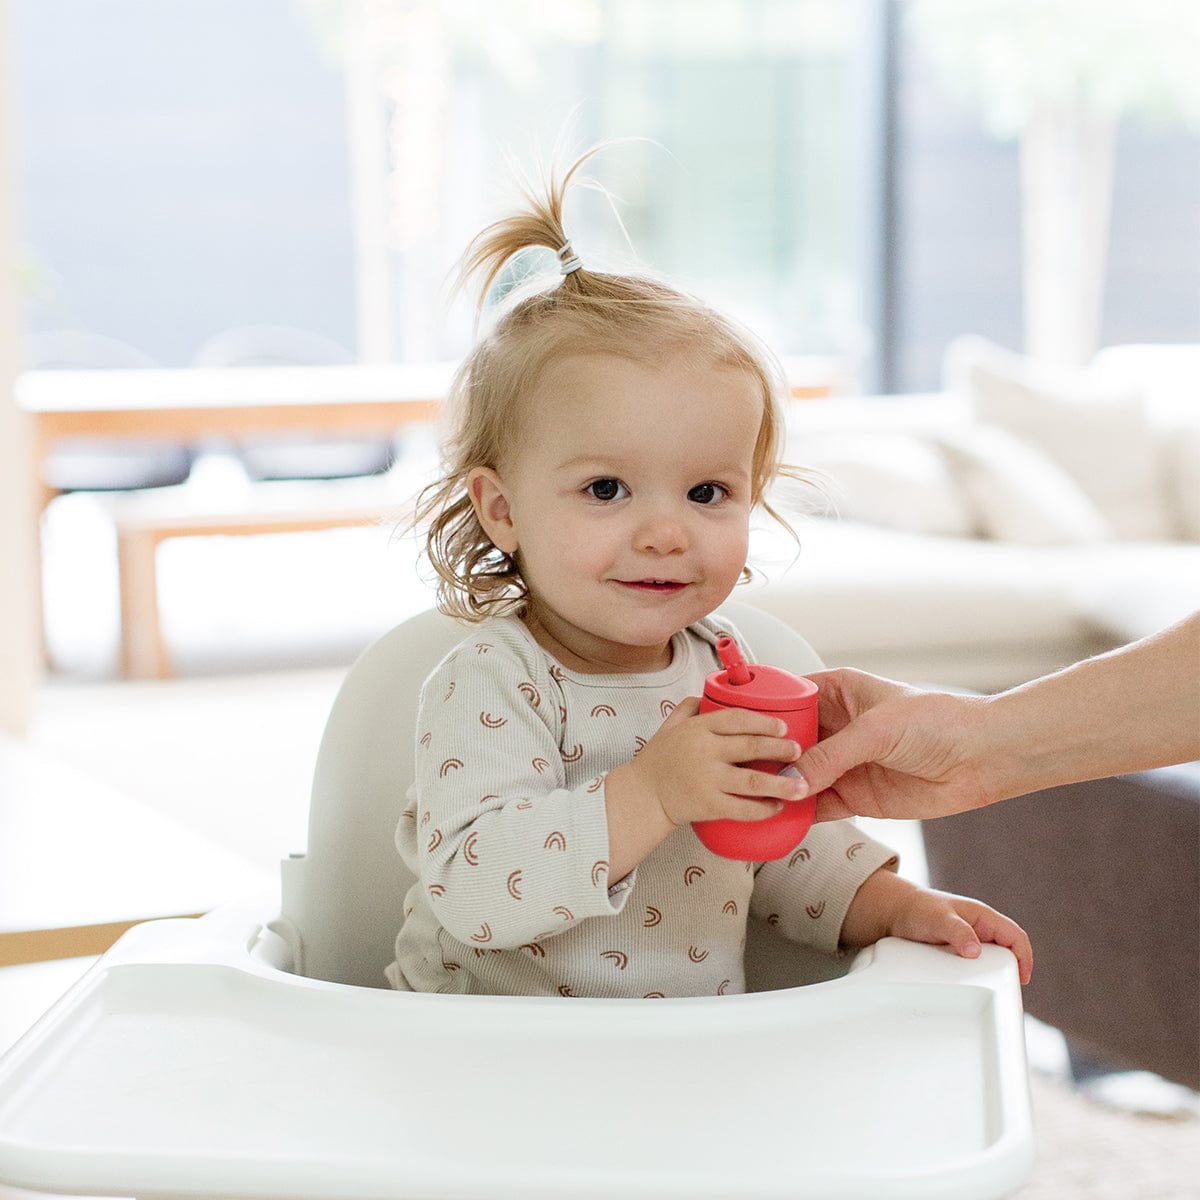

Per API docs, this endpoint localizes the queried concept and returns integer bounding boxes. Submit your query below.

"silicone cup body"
[692,662,819,862]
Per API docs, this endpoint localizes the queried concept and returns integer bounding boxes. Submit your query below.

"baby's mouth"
[616,579,688,593]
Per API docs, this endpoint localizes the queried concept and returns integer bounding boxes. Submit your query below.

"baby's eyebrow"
[555,453,618,473]
[554,451,752,482]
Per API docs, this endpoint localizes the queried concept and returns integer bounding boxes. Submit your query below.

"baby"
[386,147,1032,998]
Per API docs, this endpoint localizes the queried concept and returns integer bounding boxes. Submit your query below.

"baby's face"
[473,351,762,673]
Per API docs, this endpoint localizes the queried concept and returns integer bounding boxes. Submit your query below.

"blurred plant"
[17,249,55,305]
[15,248,74,328]
[909,0,1200,363]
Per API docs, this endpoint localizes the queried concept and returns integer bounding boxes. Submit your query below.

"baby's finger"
[726,765,808,802]
[967,908,1034,985]
[719,796,788,823]
[938,912,983,963]
[723,733,801,766]
[703,707,791,739]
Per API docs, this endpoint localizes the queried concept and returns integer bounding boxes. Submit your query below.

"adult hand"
[792,669,998,822]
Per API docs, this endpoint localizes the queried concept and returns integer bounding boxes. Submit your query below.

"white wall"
[0,0,41,733]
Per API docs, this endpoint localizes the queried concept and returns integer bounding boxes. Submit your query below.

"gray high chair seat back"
[277,601,844,991]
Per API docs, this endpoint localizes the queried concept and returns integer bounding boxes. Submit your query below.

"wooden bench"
[113,482,411,679]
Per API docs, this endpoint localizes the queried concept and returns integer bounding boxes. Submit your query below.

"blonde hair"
[413,144,804,622]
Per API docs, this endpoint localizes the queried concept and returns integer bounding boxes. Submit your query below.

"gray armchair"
[921,764,1200,1090]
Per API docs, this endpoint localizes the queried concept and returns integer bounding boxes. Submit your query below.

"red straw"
[715,636,752,684]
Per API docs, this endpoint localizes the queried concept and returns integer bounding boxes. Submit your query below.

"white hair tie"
[557,243,583,276]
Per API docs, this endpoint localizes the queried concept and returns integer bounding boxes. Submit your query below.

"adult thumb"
[792,725,873,799]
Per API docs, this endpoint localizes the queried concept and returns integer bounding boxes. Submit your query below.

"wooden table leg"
[30,418,61,671]
[116,527,169,679]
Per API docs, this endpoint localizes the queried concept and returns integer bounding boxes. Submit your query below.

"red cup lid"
[706,636,818,712]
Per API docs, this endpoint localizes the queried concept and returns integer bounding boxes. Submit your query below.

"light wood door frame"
[0,1,42,735]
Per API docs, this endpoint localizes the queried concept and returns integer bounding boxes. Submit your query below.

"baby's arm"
[840,869,1034,984]
[750,820,900,954]
[411,646,629,949]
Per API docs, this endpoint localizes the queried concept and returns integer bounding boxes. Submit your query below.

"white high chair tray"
[0,912,1033,1200]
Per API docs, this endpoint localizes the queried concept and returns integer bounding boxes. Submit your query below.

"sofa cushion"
[1089,344,1200,542]
[797,431,976,538]
[1065,542,1200,644]
[1089,344,1200,416]
[1166,424,1200,541]
[745,517,1104,690]
[944,336,1171,541]
[934,424,1111,545]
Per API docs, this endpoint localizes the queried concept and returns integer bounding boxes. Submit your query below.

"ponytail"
[456,149,594,312]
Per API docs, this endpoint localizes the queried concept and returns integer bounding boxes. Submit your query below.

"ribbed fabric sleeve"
[751,823,899,956]
[403,624,625,950]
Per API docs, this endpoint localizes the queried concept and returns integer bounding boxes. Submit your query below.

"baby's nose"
[634,509,688,553]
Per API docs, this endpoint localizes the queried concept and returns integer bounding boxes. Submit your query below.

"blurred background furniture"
[191,324,396,481]
[19,361,451,678]
[745,340,1200,692]
[26,330,194,497]
[921,763,1200,1091]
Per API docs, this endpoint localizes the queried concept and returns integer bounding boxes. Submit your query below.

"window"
[12,0,1195,387]
[11,0,864,372]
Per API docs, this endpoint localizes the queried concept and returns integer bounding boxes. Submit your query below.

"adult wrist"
[975,689,1048,803]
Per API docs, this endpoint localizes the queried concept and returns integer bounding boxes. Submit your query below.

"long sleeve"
[399,629,629,950]
[750,820,898,955]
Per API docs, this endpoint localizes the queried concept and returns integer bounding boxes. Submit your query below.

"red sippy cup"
[692,636,819,862]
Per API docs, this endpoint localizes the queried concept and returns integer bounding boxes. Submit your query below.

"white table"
[17,362,456,506]
[0,733,271,967]
[17,363,455,675]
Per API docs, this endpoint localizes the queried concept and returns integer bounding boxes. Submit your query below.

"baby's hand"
[888,886,1034,985]
[623,696,805,826]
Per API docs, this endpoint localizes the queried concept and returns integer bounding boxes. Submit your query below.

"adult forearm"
[980,611,1200,801]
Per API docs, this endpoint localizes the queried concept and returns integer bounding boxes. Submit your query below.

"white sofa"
[742,339,1200,692]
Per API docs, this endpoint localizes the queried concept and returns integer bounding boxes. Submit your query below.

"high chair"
[0,602,1034,1199]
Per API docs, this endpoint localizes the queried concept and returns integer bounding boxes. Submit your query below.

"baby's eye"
[688,482,728,505]
[585,478,629,502]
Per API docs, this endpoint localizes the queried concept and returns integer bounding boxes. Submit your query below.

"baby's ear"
[467,467,518,553]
